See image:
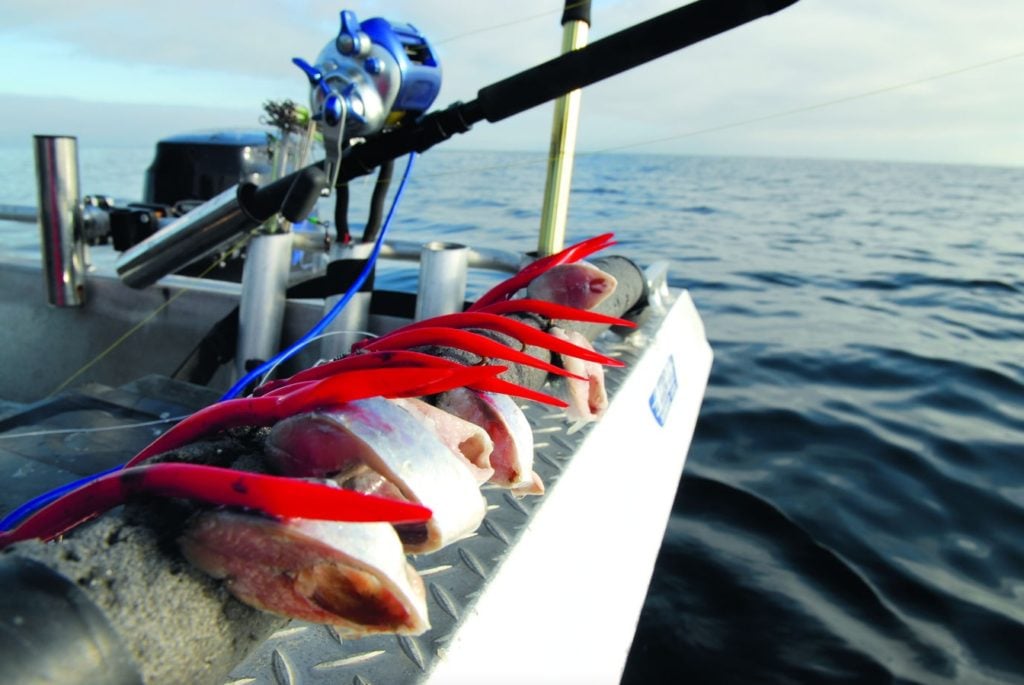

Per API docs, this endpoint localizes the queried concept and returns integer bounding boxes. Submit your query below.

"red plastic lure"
[0,463,432,549]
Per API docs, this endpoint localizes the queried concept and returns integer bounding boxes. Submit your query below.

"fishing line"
[417,47,1024,179]
[222,151,418,400]
[433,1,588,44]
[52,108,323,396]
[47,229,257,398]
[0,465,124,530]
[592,49,1024,154]
[0,415,187,440]
[5,154,417,526]
[0,416,188,529]
[1,334,384,530]
[9,232,256,528]
[17,45,1015,525]
[23,153,413,493]
[257,329,378,386]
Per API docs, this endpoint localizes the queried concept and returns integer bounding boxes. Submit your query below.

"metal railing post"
[34,135,86,306]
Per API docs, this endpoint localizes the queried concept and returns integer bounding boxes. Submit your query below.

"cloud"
[1,0,1021,166]
[0,94,256,147]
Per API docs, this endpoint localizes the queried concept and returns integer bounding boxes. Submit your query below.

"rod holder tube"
[416,241,468,321]
[235,232,294,378]
[33,135,86,307]
[320,242,375,359]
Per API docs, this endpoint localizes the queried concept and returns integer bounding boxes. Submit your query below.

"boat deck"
[231,290,711,683]
[0,260,711,683]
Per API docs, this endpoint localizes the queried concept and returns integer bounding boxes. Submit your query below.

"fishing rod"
[116,0,799,288]
[340,0,799,180]
[9,4,800,684]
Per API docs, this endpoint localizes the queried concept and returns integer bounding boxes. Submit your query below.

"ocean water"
[2,146,1023,683]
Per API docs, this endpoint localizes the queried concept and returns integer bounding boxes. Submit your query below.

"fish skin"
[393,397,496,484]
[436,388,543,496]
[525,261,618,311]
[180,512,429,636]
[265,397,486,554]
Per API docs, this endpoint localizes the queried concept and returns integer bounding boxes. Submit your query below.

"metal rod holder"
[235,232,294,378]
[33,135,86,306]
[416,241,468,320]
[115,185,252,289]
[319,242,375,359]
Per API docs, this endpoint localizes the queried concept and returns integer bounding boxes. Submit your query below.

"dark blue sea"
[2,146,1023,683]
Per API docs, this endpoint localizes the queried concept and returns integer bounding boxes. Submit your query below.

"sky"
[0,0,1021,167]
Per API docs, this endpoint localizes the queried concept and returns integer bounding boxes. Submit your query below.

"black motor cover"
[143,130,272,206]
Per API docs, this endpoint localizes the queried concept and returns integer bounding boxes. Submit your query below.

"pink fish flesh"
[266,397,486,553]
[548,326,609,428]
[393,397,496,484]
[437,388,543,496]
[180,511,429,636]
[526,261,617,310]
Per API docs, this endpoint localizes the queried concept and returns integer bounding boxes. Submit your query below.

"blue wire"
[0,152,418,532]
[222,151,417,400]
[0,465,122,530]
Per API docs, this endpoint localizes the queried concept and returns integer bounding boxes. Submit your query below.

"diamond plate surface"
[227,321,653,684]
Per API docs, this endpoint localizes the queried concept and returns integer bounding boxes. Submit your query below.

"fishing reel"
[293,10,442,191]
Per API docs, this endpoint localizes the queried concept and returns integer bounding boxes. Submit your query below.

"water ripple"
[4,148,1022,685]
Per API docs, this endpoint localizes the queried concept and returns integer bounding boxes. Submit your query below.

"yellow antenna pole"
[538,2,591,256]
